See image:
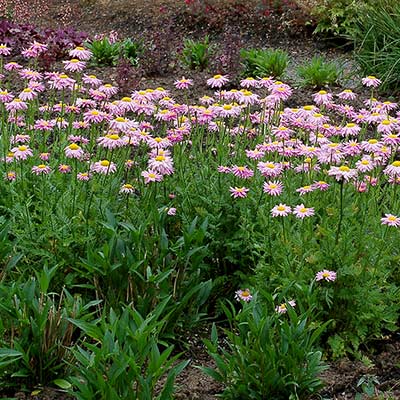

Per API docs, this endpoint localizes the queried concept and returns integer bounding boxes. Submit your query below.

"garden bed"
[0,1,398,399]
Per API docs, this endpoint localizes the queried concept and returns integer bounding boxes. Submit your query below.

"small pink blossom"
[230,186,249,198]
[362,75,381,88]
[271,203,291,217]
[235,288,252,302]
[275,300,296,314]
[316,270,337,282]
[381,213,400,227]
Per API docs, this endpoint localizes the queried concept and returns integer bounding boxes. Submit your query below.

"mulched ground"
[1,1,399,398]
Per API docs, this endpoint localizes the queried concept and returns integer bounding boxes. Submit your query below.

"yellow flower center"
[155,155,165,162]
[368,139,378,144]
[123,184,133,189]
[121,97,131,102]
[18,146,27,151]
[339,166,350,172]
[59,74,69,79]
[38,164,46,169]
[392,161,400,167]
[318,90,327,95]
[346,123,355,128]
[115,117,126,123]
[70,59,79,63]
[107,134,120,140]
[223,104,232,110]
[277,206,285,211]
[76,46,84,51]
[100,160,110,167]
[68,143,79,150]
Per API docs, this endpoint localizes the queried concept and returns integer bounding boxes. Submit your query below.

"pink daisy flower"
[271,203,291,217]
[384,161,400,176]
[381,213,400,227]
[235,288,253,302]
[293,204,315,219]
[337,89,357,101]
[166,207,177,216]
[296,185,314,195]
[275,300,296,314]
[11,145,33,160]
[6,98,28,112]
[31,164,51,175]
[231,165,254,179]
[77,172,91,181]
[0,43,11,56]
[99,83,118,97]
[63,59,86,72]
[69,46,93,61]
[5,171,16,181]
[65,143,84,159]
[97,134,126,149]
[312,181,330,191]
[362,75,381,87]
[174,77,193,90]
[0,89,14,103]
[316,270,337,282]
[328,165,358,182]
[58,164,71,174]
[263,180,283,196]
[120,184,136,194]
[206,74,229,88]
[229,186,249,198]
[39,152,50,161]
[240,77,258,88]
[4,62,22,71]
[82,74,103,87]
[90,160,117,175]
[312,90,333,105]
[147,154,174,175]
[141,169,163,184]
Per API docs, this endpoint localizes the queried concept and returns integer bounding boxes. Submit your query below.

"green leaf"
[53,379,72,389]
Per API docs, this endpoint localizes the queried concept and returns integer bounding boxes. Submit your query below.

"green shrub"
[68,300,189,400]
[201,292,329,399]
[297,55,343,87]
[296,0,371,37]
[240,48,289,78]
[181,35,212,71]
[86,37,142,67]
[0,267,99,390]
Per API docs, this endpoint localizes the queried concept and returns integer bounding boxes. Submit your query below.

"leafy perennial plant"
[0,38,397,396]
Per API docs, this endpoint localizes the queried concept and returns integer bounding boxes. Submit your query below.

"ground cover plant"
[0,12,398,398]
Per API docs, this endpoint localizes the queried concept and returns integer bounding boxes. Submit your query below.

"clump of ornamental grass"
[297,55,343,88]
